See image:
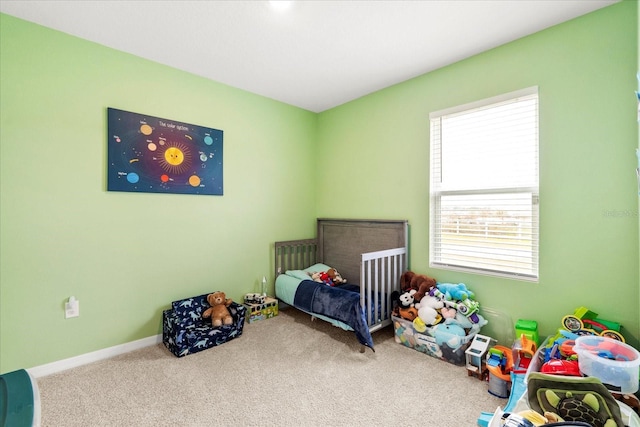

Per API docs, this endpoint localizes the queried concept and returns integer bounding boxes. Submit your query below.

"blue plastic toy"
[477,372,526,427]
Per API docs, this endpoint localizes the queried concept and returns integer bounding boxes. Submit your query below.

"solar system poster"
[107,108,223,195]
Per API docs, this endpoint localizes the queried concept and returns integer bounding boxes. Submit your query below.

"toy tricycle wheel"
[562,315,583,332]
[600,329,625,342]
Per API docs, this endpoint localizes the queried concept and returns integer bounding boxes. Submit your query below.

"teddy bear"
[202,291,233,327]
[400,270,437,303]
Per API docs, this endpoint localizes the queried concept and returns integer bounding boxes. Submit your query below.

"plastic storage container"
[478,306,515,347]
[0,369,41,427]
[574,335,640,394]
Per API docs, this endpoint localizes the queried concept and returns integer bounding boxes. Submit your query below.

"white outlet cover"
[65,300,79,318]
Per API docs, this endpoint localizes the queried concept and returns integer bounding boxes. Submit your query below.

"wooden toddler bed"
[274,219,408,351]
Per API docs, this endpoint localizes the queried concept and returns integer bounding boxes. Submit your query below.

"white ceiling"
[0,0,618,112]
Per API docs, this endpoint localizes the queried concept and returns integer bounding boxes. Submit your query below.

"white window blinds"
[429,87,539,280]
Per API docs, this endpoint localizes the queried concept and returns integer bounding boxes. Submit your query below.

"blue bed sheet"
[293,280,374,351]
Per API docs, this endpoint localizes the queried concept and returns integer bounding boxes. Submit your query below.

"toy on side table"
[244,293,266,304]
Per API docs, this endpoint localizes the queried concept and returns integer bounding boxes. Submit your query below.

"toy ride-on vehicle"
[561,306,625,342]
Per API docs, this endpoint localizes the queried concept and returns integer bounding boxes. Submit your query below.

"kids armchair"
[162,292,246,357]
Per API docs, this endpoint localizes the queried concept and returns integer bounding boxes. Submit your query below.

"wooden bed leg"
[359,345,365,353]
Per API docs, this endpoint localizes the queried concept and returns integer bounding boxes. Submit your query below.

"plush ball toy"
[400,271,437,303]
[202,291,233,327]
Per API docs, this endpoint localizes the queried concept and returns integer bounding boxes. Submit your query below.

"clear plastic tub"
[574,335,640,394]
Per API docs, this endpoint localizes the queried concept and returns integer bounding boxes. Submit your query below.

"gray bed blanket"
[293,280,374,351]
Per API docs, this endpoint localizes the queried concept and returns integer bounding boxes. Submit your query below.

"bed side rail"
[275,239,318,276]
[360,247,406,330]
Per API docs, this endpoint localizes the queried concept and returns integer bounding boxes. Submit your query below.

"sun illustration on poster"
[158,142,192,175]
[107,108,223,195]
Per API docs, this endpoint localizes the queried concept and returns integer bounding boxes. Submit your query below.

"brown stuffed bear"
[400,271,437,303]
[202,291,233,327]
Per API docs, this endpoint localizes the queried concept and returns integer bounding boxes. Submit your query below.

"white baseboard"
[28,334,162,378]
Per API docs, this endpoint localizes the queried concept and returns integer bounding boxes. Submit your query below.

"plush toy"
[327,268,347,285]
[449,312,487,332]
[399,306,418,321]
[398,289,417,308]
[416,294,444,326]
[202,291,233,327]
[440,306,458,320]
[415,294,443,310]
[432,282,481,323]
[429,322,467,351]
[309,271,334,286]
[400,271,437,303]
[319,272,334,286]
[434,282,475,302]
[391,289,419,321]
[417,305,441,326]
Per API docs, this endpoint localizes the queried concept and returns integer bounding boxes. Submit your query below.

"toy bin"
[0,369,40,427]
[574,335,640,394]
[392,315,479,366]
[244,297,278,323]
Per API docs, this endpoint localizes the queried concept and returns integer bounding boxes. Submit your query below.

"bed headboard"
[317,218,408,286]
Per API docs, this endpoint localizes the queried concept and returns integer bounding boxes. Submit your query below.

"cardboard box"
[244,297,278,323]
[392,315,477,366]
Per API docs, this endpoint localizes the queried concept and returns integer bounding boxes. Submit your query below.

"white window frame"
[429,87,539,281]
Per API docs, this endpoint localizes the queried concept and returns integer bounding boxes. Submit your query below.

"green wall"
[637,0,640,345]
[1,1,638,374]
[0,14,317,373]
[317,1,639,345]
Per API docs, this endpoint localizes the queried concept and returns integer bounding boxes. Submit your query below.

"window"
[429,87,539,280]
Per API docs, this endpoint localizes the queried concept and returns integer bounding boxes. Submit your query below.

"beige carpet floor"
[37,307,505,426]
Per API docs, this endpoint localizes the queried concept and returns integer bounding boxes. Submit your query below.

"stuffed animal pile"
[391,270,486,332]
[391,271,488,363]
[308,268,347,286]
